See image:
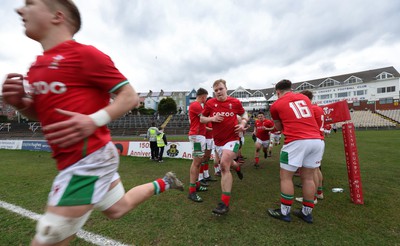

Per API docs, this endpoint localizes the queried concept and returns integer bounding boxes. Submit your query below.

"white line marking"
[0,200,131,246]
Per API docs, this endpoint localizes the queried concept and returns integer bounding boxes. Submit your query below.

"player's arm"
[273,120,283,131]
[264,125,275,131]
[239,111,249,128]
[43,83,139,148]
[200,114,223,124]
[1,73,38,120]
[234,111,249,134]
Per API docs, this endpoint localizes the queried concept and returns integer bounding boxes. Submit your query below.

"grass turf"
[0,129,399,245]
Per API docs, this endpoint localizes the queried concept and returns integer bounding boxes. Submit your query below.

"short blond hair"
[213,79,227,89]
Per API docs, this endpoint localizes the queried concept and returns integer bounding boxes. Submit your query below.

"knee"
[34,211,91,244]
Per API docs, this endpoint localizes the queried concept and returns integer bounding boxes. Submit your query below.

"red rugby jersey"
[312,104,325,138]
[27,40,129,170]
[202,97,245,146]
[270,92,322,144]
[188,101,206,136]
[254,119,274,141]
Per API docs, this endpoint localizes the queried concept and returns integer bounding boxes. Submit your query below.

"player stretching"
[2,1,183,245]
[267,80,324,224]
[252,111,274,168]
[201,79,248,215]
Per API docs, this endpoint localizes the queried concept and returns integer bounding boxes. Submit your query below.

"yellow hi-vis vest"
[157,133,165,147]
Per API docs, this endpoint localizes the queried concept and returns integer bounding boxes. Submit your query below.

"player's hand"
[234,124,246,134]
[212,115,224,123]
[43,109,98,148]
[1,73,33,110]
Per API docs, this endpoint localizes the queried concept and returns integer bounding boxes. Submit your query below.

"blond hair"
[213,79,227,89]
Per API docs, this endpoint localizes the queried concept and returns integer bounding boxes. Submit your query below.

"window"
[318,78,340,88]
[355,90,366,96]
[379,98,393,104]
[253,91,264,97]
[318,94,331,100]
[344,76,362,84]
[353,101,360,106]
[337,92,349,98]
[376,72,394,80]
[387,86,395,93]
[296,82,314,91]
[231,90,250,99]
[377,87,386,94]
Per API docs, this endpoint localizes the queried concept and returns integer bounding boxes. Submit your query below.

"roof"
[292,66,399,90]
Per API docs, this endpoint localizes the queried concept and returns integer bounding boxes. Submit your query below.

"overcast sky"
[1,0,400,94]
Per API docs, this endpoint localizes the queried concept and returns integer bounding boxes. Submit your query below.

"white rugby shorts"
[256,138,270,148]
[205,138,214,150]
[47,142,120,207]
[188,135,206,157]
[279,139,324,172]
[214,140,240,159]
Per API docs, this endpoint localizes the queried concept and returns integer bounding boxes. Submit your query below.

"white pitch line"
[0,200,131,246]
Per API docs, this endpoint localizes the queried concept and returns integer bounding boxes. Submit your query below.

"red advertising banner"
[322,100,351,124]
[342,122,364,204]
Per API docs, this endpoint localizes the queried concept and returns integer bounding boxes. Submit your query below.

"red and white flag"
[321,100,351,123]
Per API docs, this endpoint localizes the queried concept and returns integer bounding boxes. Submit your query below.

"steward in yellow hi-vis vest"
[156,128,167,163]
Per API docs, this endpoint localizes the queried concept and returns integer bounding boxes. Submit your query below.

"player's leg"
[293,139,324,223]
[316,167,324,199]
[268,136,274,157]
[267,167,296,222]
[254,139,261,168]
[101,172,184,219]
[212,147,236,215]
[188,135,207,202]
[158,146,164,162]
[213,147,221,177]
[32,205,93,246]
[262,140,269,159]
[31,142,122,245]
[268,141,304,222]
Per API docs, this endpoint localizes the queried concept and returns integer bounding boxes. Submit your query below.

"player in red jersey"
[295,90,326,204]
[267,80,324,224]
[187,88,209,202]
[252,111,274,168]
[2,1,183,244]
[324,123,332,137]
[201,79,249,215]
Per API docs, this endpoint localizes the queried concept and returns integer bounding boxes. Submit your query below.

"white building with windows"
[227,86,273,111]
[287,66,400,106]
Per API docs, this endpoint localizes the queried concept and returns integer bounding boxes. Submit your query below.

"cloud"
[1,0,400,94]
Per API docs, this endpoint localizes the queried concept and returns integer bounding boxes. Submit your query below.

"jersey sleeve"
[266,120,274,127]
[235,99,245,115]
[202,101,211,117]
[81,45,129,93]
[192,103,203,116]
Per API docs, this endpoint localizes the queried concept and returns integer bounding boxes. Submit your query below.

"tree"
[158,98,177,115]
[137,105,156,115]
